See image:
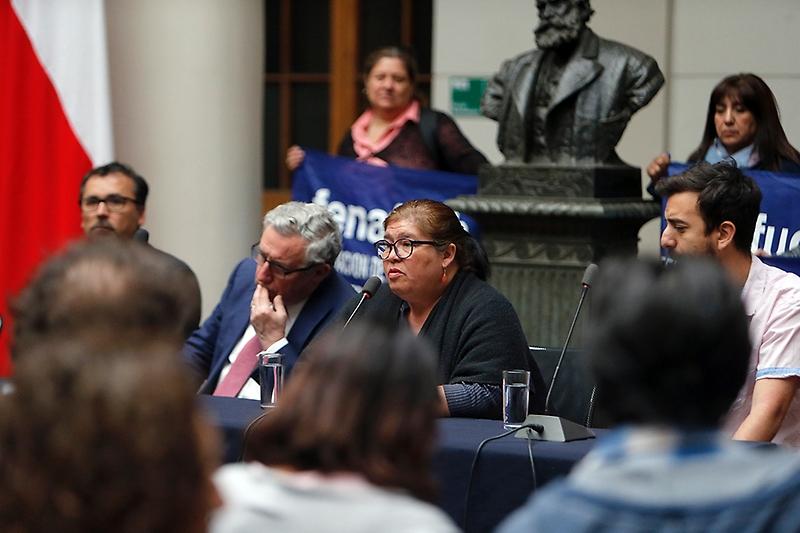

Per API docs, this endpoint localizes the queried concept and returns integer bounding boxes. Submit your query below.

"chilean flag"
[0,0,113,373]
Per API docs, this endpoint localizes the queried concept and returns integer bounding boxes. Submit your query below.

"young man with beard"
[657,161,800,446]
[481,0,663,165]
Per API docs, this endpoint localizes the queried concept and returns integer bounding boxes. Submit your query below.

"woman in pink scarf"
[286,46,487,174]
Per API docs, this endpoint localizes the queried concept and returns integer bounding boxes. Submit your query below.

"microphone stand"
[544,283,589,414]
[342,276,382,330]
[517,264,597,442]
[343,292,370,330]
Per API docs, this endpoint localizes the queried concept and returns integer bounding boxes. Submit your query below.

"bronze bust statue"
[481,0,664,167]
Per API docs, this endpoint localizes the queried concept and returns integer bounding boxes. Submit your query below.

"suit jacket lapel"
[285,273,337,367]
[208,267,256,386]
[224,298,254,355]
[512,51,542,120]
[549,29,603,112]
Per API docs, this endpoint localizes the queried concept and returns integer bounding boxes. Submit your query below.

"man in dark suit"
[184,202,355,398]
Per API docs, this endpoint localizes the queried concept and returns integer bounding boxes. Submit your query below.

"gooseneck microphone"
[342,276,382,330]
[515,263,598,442]
[544,263,598,414]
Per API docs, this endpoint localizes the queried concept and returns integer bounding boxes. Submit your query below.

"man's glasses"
[250,243,319,277]
[81,194,140,213]
[374,238,441,260]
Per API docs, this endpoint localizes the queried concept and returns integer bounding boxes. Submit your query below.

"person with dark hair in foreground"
[334,199,543,419]
[210,324,459,533]
[12,239,198,359]
[656,162,800,446]
[498,258,800,533]
[0,340,220,533]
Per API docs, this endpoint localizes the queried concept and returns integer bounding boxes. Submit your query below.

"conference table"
[200,396,600,533]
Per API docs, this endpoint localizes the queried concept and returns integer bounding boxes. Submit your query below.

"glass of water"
[503,369,530,430]
[259,352,283,409]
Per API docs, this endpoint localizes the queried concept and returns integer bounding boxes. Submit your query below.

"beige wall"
[432,0,800,257]
[105,0,264,319]
[101,0,800,315]
[669,0,800,159]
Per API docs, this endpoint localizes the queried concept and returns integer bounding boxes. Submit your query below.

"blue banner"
[667,163,800,273]
[292,150,479,287]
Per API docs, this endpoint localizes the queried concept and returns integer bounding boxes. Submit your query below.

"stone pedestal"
[448,164,660,348]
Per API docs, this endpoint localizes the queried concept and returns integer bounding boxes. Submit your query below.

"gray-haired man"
[184,202,355,397]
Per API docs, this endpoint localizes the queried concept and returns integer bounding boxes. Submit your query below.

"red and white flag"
[0,0,113,373]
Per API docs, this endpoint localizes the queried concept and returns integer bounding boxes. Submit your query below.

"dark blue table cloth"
[199,396,599,533]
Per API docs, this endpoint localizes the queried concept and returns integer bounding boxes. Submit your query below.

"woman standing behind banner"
[286,46,488,174]
[337,199,544,419]
[647,73,800,190]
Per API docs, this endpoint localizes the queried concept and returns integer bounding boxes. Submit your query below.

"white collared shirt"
[725,256,800,446]
[218,299,307,400]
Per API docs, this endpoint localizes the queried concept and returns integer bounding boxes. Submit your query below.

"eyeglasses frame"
[374,238,442,260]
[249,243,321,277]
[80,194,141,213]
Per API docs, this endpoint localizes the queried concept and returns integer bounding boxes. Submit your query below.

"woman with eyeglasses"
[647,73,800,193]
[339,199,544,419]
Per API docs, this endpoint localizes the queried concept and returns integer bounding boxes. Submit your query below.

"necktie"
[213,334,262,397]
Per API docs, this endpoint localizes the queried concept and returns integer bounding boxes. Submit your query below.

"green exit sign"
[450,76,488,116]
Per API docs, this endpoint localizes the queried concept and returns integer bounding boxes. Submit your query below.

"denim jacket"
[497,427,800,533]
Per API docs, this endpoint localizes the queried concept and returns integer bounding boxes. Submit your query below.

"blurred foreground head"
[589,257,751,428]
[12,239,196,359]
[0,340,219,533]
[245,323,441,501]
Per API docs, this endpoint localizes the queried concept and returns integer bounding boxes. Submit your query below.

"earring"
[441,265,447,284]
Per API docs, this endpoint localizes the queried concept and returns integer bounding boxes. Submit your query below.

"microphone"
[516,264,597,442]
[342,276,381,330]
[544,263,597,414]
[134,228,150,243]
[582,262,599,287]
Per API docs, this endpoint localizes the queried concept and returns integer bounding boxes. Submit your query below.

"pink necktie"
[213,335,262,397]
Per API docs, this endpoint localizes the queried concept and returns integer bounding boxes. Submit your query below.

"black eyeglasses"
[81,194,140,213]
[249,243,319,277]
[374,238,441,260]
